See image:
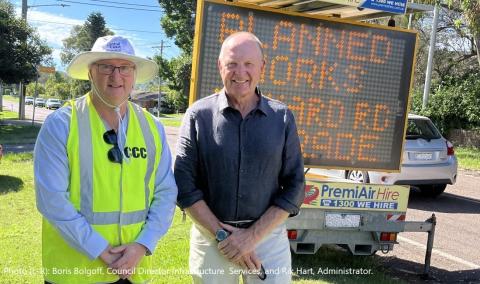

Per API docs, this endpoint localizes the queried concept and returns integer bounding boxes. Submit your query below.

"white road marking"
[398,236,480,269]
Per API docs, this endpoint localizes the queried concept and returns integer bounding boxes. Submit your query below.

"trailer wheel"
[347,170,370,183]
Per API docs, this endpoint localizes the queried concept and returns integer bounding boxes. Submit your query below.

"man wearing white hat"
[34,35,178,283]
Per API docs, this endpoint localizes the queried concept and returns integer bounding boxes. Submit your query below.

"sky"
[13,0,180,71]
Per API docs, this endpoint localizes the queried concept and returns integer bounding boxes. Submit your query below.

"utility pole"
[423,3,440,110]
[18,0,28,119]
[153,40,170,118]
[408,0,414,29]
[18,0,68,120]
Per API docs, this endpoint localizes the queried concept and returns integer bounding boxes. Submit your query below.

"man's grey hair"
[219,31,264,59]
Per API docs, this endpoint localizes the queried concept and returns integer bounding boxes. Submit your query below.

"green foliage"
[60,12,113,66]
[69,80,90,99]
[456,147,480,170]
[411,71,480,134]
[164,89,188,113]
[155,0,195,111]
[0,0,52,84]
[415,0,480,67]
[44,72,71,100]
[158,0,196,55]
[411,3,480,91]
[155,53,191,112]
[26,82,45,97]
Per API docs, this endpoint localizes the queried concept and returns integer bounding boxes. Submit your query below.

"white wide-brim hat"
[67,35,158,83]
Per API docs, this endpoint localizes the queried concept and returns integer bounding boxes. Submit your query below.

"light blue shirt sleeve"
[34,106,178,259]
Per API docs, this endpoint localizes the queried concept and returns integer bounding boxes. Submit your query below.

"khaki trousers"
[189,223,292,284]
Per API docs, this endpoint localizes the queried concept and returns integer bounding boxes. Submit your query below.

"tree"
[410,70,480,134]
[44,72,71,100]
[158,0,196,55]
[154,53,191,112]
[156,1,195,111]
[0,0,52,84]
[411,6,480,90]
[416,0,480,67]
[69,79,91,99]
[26,82,45,97]
[60,12,112,98]
[60,12,113,65]
[453,0,480,67]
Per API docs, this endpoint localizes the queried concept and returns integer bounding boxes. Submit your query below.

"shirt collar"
[218,87,268,116]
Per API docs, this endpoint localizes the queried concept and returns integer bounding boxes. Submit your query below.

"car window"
[406,119,441,140]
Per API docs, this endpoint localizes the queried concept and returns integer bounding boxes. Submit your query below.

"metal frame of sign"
[189,0,418,172]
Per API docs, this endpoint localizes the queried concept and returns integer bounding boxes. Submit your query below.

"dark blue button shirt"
[175,90,305,221]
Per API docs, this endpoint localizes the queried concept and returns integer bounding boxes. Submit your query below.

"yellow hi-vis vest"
[42,94,162,283]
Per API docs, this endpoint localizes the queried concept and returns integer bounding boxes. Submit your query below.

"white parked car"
[25,96,34,105]
[34,98,46,107]
[345,114,457,197]
[46,98,62,110]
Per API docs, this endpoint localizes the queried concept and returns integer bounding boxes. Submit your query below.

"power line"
[30,19,166,34]
[55,0,162,12]
[88,0,160,8]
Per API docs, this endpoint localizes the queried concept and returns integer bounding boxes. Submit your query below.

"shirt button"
[240,169,245,173]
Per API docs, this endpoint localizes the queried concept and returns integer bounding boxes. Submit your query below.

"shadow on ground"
[407,188,480,214]
[377,255,480,283]
[0,175,24,194]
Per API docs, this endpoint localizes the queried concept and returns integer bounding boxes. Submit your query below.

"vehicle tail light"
[380,232,397,242]
[446,141,454,156]
[287,230,298,240]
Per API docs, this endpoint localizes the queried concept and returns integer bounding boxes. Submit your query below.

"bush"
[410,71,480,135]
[164,90,188,113]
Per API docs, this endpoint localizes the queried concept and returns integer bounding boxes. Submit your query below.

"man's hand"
[99,245,122,266]
[236,251,261,272]
[108,243,147,279]
[217,223,259,263]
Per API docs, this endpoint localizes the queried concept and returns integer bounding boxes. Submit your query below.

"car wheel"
[347,170,370,183]
[418,184,447,197]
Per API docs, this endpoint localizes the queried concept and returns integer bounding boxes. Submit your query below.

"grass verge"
[2,95,19,103]
[456,147,480,170]
[0,110,18,120]
[159,113,183,128]
[0,153,40,283]
[0,124,40,144]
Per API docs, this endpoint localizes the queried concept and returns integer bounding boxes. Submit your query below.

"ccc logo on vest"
[123,147,147,159]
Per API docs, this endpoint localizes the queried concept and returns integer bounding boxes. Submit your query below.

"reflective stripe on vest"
[75,96,155,225]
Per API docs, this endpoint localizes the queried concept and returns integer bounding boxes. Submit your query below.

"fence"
[448,129,480,148]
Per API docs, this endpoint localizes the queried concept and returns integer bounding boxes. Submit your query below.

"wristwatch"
[215,229,230,242]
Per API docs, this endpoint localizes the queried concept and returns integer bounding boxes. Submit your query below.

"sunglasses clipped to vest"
[103,129,123,164]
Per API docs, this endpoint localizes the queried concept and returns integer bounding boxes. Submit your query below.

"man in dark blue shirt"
[175,31,304,283]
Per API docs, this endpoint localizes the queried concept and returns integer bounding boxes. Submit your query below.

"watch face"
[216,229,229,242]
